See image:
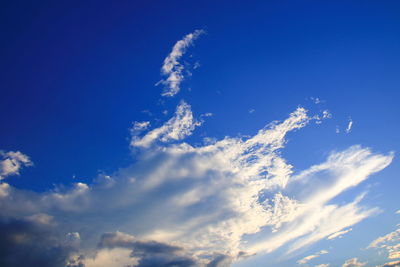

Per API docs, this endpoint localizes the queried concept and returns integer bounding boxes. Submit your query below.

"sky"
[0,1,400,267]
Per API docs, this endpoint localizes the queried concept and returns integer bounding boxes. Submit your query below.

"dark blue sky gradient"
[1,0,399,195]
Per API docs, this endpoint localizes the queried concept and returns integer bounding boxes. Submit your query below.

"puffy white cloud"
[342,258,367,267]
[315,264,330,267]
[159,30,204,97]
[297,250,328,264]
[0,151,32,180]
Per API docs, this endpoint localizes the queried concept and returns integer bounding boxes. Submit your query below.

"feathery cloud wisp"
[159,30,204,97]
[297,250,328,264]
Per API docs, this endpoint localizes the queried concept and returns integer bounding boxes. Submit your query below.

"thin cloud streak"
[158,30,204,97]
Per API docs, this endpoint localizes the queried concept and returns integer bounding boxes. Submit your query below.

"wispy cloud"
[327,228,352,240]
[342,258,367,267]
[0,151,32,180]
[346,118,353,133]
[377,260,400,267]
[0,102,393,267]
[367,221,400,260]
[297,250,328,264]
[131,100,201,148]
[158,30,204,97]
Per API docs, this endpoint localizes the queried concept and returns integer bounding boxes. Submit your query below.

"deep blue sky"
[1,1,399,192]
[1,1,400,266]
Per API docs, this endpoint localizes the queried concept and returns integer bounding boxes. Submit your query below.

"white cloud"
[0,150,32,180]
[367,223,400,261]
[342,258,367,267]
[315,264,330,267]
[327,228,352,240]
[297,250,328,264]
[159,30,204,97]
[0,105,393,267]
[247,145,393,255]
[310,97,323,104]
[368,229,400,249]
[346,118,353,133]
[377,260,400,267]
[131,101,201,148]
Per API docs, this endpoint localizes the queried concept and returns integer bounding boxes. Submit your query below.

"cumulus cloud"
[158,30,204,97]
[315,264,330,267]
[297,250,328,264]
[0,151,32,180]
[342,258,367,267]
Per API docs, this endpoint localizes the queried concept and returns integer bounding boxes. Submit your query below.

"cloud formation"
[342,258,367,267]
[327,228,352,240]
[0,101,394,267]
[377,260,400,267]
[158,30,204,97]
[0,151,32,180]
[297,250,328,264]
[346,118,353,134]
[368,219,400,261]
[131,100,200,148]
[0,30,395,267]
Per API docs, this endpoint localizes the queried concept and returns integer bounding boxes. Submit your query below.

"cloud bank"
[0,31,395,267]
[0,102,393,266]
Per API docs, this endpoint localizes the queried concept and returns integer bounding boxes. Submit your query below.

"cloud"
[0,151,32,180]
[315,264,330,267]
[368,228,400,249]
[131,100,201,148]
[327,228,352,240]
[346,118,353,133]
[367,222,400,261]
[311,97,322,104]
[246,145,393,255]
[158,30,204,97]
[342,258,367,267]
[0,103,393,267]
[297,250,328,264]
[0,217,80,267]
[377,260,400,267]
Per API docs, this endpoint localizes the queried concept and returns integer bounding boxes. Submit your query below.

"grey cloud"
[0,217,76,267]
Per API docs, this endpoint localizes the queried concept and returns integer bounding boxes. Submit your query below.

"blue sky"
[0,1,399,267]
